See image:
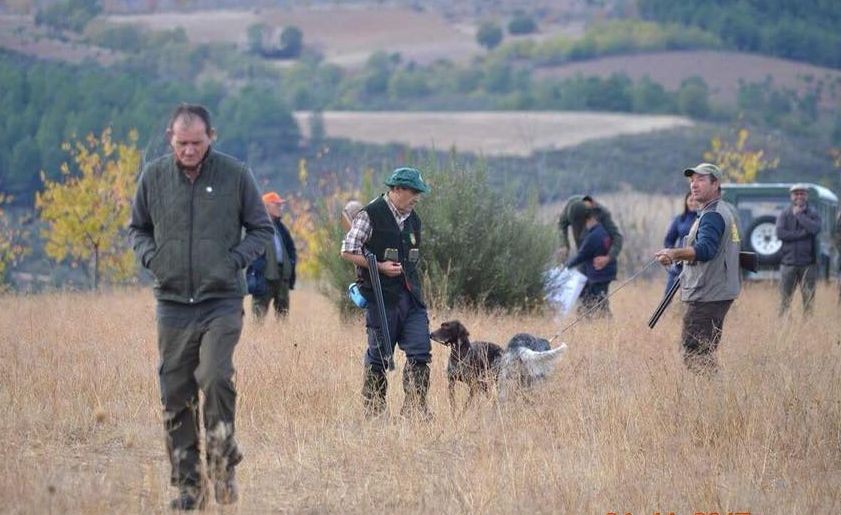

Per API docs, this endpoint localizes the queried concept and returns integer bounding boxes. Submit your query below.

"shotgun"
[366,251,395,370]
[648,277,680,329]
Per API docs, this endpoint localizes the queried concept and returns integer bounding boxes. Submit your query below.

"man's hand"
[654,248,676,266]
[378,260,403,277]
[556,246,569,264]
[592,255,611,270]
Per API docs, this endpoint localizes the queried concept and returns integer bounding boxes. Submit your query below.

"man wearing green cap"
[341,167,433,419]
[654,163,741,374]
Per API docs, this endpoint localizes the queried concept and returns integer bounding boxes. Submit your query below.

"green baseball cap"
[384,167,430,193]
[683,162,722,179]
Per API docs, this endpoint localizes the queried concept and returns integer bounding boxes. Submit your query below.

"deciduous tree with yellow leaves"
[703,127,779,183]
[0,193,29,289]
[36,128,141,289]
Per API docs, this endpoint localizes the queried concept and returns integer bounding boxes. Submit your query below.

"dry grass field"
[1,279,840,513]
[534,50,841,107]
[103,5,589,68]
[294,111,692,157]
[105,7,480,67]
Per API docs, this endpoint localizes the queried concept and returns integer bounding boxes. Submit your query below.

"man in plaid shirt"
[341,167,432,420]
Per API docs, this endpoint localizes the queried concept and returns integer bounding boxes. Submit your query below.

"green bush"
[476,22,504,50]
[316,161,556,312]
[419,163,555,309]
[508,13,538,35]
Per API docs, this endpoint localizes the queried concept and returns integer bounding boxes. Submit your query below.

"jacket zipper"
[188,178,196,303]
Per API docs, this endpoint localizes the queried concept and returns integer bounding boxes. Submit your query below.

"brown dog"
[430,320,503,411]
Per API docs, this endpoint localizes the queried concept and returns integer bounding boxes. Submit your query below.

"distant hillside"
[534,50,841,108]
[105,6,579,67]
[639,0,841,69]
[293,111,692,157]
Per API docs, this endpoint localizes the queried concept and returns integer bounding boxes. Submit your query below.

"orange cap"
[262,192,285,204]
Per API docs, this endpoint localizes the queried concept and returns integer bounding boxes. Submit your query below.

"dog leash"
[547,257,659,343]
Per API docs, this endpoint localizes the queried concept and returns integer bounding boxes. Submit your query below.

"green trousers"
[779,264,817,316]
[157,299,244,488]
[251,278,290,320]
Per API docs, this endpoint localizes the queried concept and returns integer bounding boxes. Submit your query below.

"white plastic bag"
[544,266,587,317]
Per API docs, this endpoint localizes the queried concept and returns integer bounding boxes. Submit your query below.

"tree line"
[0,51,300,206]
[638,0,841,69]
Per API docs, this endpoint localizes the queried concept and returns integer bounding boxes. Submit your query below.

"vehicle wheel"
[746,215,782,266]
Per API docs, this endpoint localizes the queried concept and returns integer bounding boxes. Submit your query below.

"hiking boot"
[169,485,207,511]
[400,361,432,422]
[362,366,388,418]
[214,467,238,505]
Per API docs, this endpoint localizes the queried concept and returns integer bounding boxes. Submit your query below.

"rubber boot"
[169,484,207,511]
[206,422,243,505]
[362,366,388,418]
[400,361,432,421]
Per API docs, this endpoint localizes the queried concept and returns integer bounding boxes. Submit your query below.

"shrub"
[677,76,711,119]
[316,161,556,312]
[278,26,303,58]
[419,163,556,309]
[476,22,504,50]
[508,13,538,35]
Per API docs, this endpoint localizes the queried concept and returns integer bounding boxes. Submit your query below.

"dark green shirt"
[558,195,623,261]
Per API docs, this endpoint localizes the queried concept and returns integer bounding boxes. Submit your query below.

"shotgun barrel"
[366,251,395,370]
[648,277,680,329]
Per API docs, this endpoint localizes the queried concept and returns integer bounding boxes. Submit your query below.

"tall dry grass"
[1,282,840,513]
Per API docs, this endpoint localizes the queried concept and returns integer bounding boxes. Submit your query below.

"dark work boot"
[362,366,388,418]
[400,361,432,422]
[169,484,207,511]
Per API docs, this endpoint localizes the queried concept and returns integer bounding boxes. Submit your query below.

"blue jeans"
[364,289,431,371]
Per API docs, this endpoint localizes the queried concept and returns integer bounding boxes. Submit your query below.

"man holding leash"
[341,167,432,420]
[654,163,741,374]
[130,104,273,509]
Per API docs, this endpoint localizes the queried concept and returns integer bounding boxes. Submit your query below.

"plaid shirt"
[341,194,411,255]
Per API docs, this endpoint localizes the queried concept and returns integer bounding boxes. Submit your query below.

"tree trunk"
[93,244,99,290]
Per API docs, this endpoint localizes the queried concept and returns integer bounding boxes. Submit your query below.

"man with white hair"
[776,183,821,316]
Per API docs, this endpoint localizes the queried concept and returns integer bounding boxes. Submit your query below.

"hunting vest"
[358,195,423,305]
[680,198,741,302]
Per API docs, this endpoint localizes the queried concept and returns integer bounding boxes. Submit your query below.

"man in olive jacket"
[129,104,273,510]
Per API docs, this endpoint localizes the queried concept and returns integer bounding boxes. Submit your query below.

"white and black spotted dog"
[497,333,568,401]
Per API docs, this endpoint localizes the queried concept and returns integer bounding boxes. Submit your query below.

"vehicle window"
[733,196,789,223]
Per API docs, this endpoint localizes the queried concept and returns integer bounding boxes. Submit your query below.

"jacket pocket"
[150,240,185,292]
[195,238,240,293]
